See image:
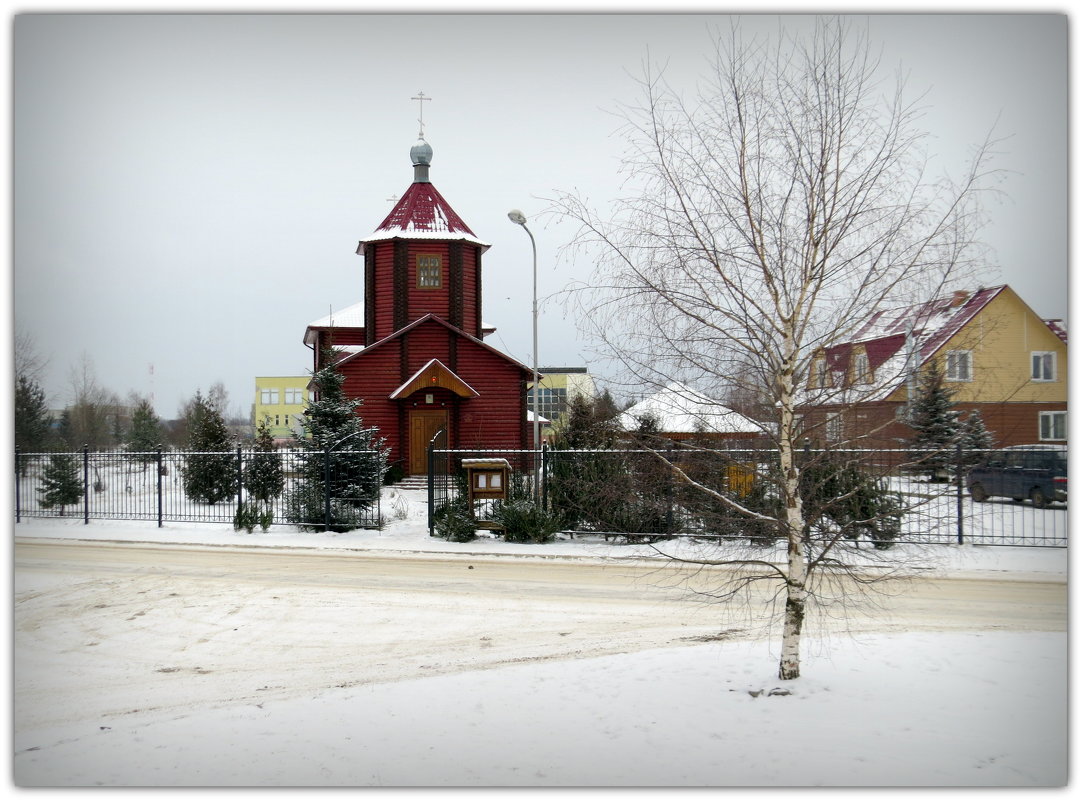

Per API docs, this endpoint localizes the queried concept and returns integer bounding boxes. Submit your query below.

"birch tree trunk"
[777,332,807,680]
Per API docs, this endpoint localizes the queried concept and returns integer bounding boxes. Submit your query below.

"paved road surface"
[14,538,1067,737]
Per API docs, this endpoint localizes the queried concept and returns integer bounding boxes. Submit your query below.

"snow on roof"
[360,181,490,250]
[619,382,764,435]
[798,286,1012,407]
[847,286,1004,363]
[306,301,365,330]
[332,345,365,356]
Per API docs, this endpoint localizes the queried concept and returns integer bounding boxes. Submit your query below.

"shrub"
[233,501,259,533]
[492,498,563,544]
[257,505,274,532]
[383,463,406,486]
[433,502,476,542]
[800,456,901,549]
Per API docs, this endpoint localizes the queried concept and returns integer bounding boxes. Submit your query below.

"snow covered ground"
[10,487,1071,788]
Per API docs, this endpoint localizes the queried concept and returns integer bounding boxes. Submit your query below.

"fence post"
[83,444,90,525]
[236,445,244,510]
[323,446,332,532]
[541,443,549,510]
[157,446,164,528]
[666,446,675,534]
[15,447,21,523]
[427,436,435,536]
[956,440,965,545]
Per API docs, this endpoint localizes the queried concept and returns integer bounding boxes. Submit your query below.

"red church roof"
[374,182,477,237]
[334,313,533,375]
[359,137,490,249]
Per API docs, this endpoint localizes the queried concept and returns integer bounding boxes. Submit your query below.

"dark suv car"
[967,445,1067,507]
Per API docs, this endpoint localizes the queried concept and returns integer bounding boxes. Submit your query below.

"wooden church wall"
[453,336,528,451]
[334,322,529,467]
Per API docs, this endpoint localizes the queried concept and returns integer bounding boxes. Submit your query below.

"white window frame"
[852,351,871,385]
[945,350,972,382]
[1031,351,1057,382]
[826,412,843,443]
[284,388,304,405]
[260,388,279,405]
[811,358,829,389]
[1039,411,1066,441]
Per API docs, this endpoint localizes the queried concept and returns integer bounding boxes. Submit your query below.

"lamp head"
[507,209,527,226]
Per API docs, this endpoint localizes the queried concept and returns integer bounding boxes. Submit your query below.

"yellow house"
[252,376,310,445]
[799,285,1067,447]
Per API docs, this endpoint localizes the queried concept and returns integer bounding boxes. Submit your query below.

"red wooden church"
[303,134,536,475]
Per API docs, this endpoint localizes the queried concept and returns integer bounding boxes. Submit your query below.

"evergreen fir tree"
[956,408,994,473]
[286,353,388,531]
[15,374,54,464]
[126,397,163,470]
[38,453,83,516]
[549,391,640,532]
[907,361,961,481]
[182,391,238,504]
[552,389,622,449]
[245,418,284,504]
[57,408,74,448]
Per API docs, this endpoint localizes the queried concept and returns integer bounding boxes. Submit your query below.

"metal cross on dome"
[411,91,432,139]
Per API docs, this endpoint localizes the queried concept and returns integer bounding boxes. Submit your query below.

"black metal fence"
[428,444,1068,548]
[14,447,383,530]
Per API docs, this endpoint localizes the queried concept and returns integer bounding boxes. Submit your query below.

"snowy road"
[14,538,1066,743]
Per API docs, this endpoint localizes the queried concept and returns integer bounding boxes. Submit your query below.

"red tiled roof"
[1044,319,1068,343]
[844,286,1005,363]
[864,333,907,371]
[825,333,908,373]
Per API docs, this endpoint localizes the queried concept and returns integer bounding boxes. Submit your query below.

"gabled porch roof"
[390,358,480,400]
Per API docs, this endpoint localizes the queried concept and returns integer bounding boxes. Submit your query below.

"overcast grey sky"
[12,12,1068,419]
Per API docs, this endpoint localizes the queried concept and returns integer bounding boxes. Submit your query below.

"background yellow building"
[252,376,310,446]
[527,368,597,437]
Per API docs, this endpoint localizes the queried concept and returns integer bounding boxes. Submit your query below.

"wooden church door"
[408,409,448,475]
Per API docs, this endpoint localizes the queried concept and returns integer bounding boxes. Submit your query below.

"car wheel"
[1030,488,1050,508]
[969,483,988,502]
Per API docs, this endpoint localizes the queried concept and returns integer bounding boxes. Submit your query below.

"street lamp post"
[507,209,540,492]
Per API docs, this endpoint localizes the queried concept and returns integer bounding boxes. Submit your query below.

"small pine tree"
[907,361,960,481]
[286,353,388,531]
[552,389,622,449]
[38,453,83,515]
[126,397,163,470]
[956,409,994,473]
[245,419,284,504]
[182,391,238,504]
[15,375,54,475]
[15,374,54,452]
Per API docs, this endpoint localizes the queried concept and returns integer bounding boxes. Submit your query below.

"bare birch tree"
[548,18,998,679]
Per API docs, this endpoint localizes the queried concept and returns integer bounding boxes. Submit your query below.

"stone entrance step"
[393,476,430,491]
